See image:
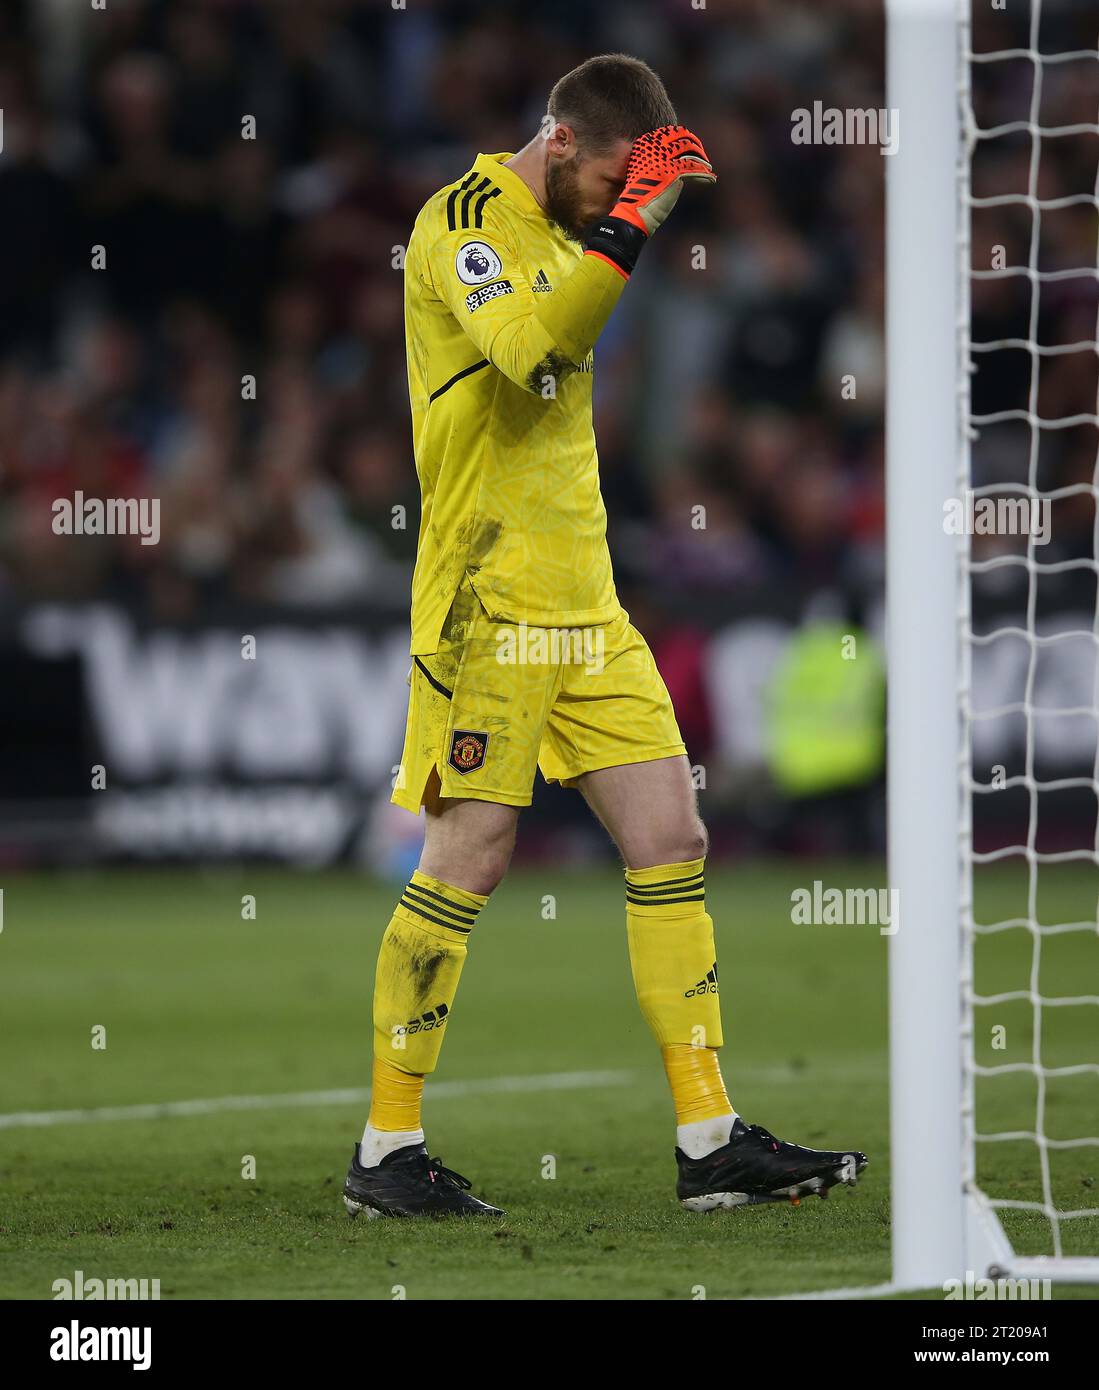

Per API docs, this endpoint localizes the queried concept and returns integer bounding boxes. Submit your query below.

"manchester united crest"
[448,729,489,775]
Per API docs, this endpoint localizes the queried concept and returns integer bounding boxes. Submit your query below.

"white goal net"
[887,0,1099,1291]
[960,0,1099,1281]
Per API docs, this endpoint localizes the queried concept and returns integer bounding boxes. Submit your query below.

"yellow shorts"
[392,577,687,811]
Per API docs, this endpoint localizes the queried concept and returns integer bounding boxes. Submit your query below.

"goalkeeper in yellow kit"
[343,54,867,1218]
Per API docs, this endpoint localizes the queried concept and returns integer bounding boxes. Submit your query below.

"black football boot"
[677,1117,868,1210]
[343,1141,505,1219]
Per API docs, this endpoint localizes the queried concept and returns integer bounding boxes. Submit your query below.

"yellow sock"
[625,858,732,1124]
[625,858,724,1049]
[372,870,488,1077]
[661,1044,733,1125]
[368,1055,426,1131]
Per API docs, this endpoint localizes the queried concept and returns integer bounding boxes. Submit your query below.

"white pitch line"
[0,1069,635,1130]
[0,1060,881,1132]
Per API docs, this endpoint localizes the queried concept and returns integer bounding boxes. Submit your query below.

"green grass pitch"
[1,862,1095,1300]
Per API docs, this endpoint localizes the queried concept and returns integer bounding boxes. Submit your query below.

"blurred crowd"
[0,0,1094,620]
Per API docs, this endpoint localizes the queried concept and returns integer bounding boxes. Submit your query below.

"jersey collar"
[474,152,548,221]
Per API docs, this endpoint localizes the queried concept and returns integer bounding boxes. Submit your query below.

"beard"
[544,158,589,243]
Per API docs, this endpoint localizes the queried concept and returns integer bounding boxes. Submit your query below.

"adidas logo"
[684,964,719,998]
[393,1002,450,1036]
[532,268,552,293]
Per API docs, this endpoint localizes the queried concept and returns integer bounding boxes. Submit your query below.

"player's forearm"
[483,254,627,394]
[534,253,629,364]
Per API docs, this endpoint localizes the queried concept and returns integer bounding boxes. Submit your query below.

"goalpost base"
[965,1191,1099,1286]
[965,1189,1017,1280]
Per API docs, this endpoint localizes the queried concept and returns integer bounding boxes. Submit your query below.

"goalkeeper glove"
[584,124,716,279]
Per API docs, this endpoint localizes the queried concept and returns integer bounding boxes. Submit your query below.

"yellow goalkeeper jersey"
[404,151,625,655]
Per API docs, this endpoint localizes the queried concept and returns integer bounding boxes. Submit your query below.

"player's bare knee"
[420,847,510,896]
[421,808,516,895]
[627,820,708,870]
[662,820,708,865]
[463,838,514,895]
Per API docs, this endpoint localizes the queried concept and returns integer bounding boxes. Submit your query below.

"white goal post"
[886,0,1099,1290]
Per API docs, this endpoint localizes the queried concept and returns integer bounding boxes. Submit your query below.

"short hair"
[547,54,677,157]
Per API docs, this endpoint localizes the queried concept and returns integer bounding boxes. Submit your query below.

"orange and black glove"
[584,124,716,279]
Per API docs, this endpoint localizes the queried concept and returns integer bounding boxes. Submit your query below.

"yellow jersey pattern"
[404,152,623,655]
